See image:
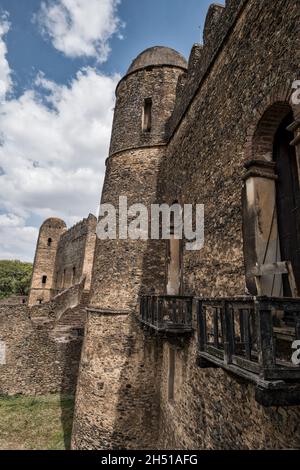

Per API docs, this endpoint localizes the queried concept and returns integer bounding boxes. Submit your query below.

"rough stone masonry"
[1,0,300,450]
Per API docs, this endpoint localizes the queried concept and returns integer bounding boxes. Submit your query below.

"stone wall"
[157,330,300,450]
[72,313,162,450]
[159,0,300,298]
[154,0,300,450]
[30,277,87,322]
[28,215,96,307]
[110,66,186,156]
[89,148,166,311]
[73,0,300,450]
[0,296,27,305]
[0,281,87,396]
[53,214,97,293]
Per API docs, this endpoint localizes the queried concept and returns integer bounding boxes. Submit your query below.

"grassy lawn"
[0,395,74,450]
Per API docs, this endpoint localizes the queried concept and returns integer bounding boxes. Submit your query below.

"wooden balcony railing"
[140,295,193,334]
[196,297,300,383]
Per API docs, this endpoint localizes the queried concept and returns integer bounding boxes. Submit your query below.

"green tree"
[0,260,33,300]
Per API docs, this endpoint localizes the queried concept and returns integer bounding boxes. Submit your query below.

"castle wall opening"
[274,112,300,296]
[142,98,152,132]
[243,104,299,297]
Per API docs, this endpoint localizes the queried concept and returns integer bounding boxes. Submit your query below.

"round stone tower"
[28,217,67,306]
[72,47,187,449]
[89,46,188,311]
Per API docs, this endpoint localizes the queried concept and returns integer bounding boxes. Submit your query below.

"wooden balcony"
[140,295,193,334]
[196,297,300,406]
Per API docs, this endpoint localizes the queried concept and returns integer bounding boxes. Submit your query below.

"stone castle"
[1,0,300,449]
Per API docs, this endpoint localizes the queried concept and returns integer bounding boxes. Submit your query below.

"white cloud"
[0,214,38,262]
[0,11,12,102]
[35,0,123,62]
[0,13,120,262]
[0,68,119,260]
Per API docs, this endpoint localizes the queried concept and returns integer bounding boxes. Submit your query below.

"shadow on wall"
[110,314,163,450]
[60,334,84,449]
[108,162,171,449]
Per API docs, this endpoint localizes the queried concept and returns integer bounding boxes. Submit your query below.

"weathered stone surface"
[72,313,162,450]
[73,0,300,450]
[0,278,87,396]
[28,214,96,306]
[8,0,300,450]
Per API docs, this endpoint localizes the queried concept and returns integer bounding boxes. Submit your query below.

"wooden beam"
[251,262,288,277]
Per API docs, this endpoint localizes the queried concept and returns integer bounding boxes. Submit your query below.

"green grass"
[0,395,74,450]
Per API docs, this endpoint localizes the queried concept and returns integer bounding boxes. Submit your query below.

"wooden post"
[197,301,207,352]
[223,302,234,365]
[242,309,251,360]
[213,308,219,348]
[187,299,193,325]
[172,299,177,323]
[157,297,162,327]
[256,300,276,379]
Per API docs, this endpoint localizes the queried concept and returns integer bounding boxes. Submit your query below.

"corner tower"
[72,47,187,449]
[89,46,188,311]
[28,218,67,306]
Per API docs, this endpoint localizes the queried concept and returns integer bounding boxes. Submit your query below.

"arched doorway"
[274,112,300,296]
[243,103,300,297]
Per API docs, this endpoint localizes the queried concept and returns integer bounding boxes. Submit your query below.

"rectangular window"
[142,98,152,132]
[42,275,47,285]
[168,347,176,402]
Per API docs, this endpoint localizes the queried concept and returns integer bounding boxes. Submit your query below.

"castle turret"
[72,47,187,449]
[89,46,188,311]
[28,218,67,306]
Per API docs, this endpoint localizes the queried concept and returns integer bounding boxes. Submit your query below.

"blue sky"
[0,0,222,261]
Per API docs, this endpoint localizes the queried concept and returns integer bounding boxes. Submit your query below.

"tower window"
[47,238,52,247]
[142,98,152,132]
[42,275,47,285]
[72,267,76,284]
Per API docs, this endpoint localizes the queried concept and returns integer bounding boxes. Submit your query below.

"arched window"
[47,238,52,247]
[142,98,152,132]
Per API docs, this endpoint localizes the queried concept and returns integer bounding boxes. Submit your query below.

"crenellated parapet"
[166,0,248,138]
[203,3,225,46]
[57,214,96,245]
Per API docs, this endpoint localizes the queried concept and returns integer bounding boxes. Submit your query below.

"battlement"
[58,214,97,245]
[166,0,248,138]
